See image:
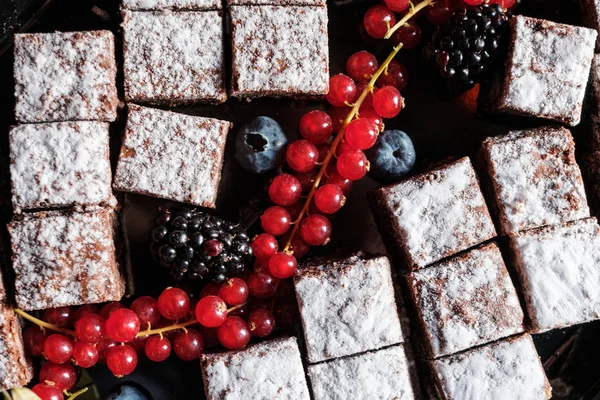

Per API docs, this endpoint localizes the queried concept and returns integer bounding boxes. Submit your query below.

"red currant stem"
[384,0,435,39]
[137,318,200,338]
[14,308,76,336]
[227,302,248,314]
[66,387,89,400]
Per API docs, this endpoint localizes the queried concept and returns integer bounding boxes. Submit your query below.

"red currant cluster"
[20,278,297,400]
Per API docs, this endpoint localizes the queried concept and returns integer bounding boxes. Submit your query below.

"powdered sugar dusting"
[482,127,589,235]
[432,334,551,400]
[294,255,405,363]
[201,337,310,400]
[510,218,600,333]
[9,122,116,213]
[14,31,118,123]
[308,344,419,400]
[113,104,231,208]
[230,5,329,97]
[228,0,325,5]
[8,209,125,311]
[374,157,496,269]
[410,243,524,358]
[122,0,221,10]
[122,11,226,103]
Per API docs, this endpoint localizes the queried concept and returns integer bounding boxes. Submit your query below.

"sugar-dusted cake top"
[14,31,117,123]
[8,209,125,311]
[228,0,325,5]
[308,344,419,400]
[510,218,600,333]
[432,334,551,400]
[410,243,524,358]
[503,16,596,126]
[201,337,310,400]
[230,5,329,98]
[113,105,231,208]
[482,126,589,235]
[122,11,226,103]
[294,254,405,363]
[122,0,221,10]
[9,122,115,214]
[371,157,496,269]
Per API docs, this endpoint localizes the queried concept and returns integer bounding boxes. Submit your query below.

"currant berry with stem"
[268,173,302,206]
[354,81,376,111]
[43,334,73,364]
[43,306,74,328]
[145,335,172,362]
[97,339,118,364]
[391,21,422,49]
[268,252,297,279]
[337,149,369,180]
[376,60,408,91]
[425,0,455,25]
[345,118,379,150]
[326,74,357,107]
[73,341,99,368]
[300,215,332,246]
[251,233,278,260]
[299,110,333,144]
[107,344,138,376]
[247,271,279,298]
[130,296,161,328]
[346,51,379,81]
[286,140,319,173]
[75,313,105,343]
[360,109,384,132]
[173,329,204,361]
[385,0,410,12]
[219,278,249,306]
[217,317,251,350]
[261,206,292,237]
[373,86,404,118]
[286,235,310,258]
[32,383,63,400]
[23,326,46,356]
[158,287,191,321]
[364,5,396,39]
[248,308,276,337]
[314,184,345,214]
[39,362,77,391]
[196,295,228,328]
[106,308,141,343]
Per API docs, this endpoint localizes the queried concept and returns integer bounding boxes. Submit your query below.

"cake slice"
[122,0,221,10]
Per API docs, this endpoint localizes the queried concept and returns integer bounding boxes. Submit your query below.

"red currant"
[373,86,403,118]
[43,334,73,364]
[268,252,297,279]
[345,118,379,150]
[314,184,345,214]
[130,335,149,355]
[158,287,190,320]
[268,174,302,206]
[286,140,319,172]
[385,0,410,12]
[359,109,384,132]
[247,271,279,298]
[145,335,171,362]
[346,51,378,81]
[72,304,100,322]
[300,215,332,246]
[32,384,63,400]
[337,149,368,180]
[23,326,46,356]
[130,296,161,328]
[217,317,251,350]
[323,161,353,195]
[173,329,204,361]
[73,341,99,368]
[354,81,376,111]
[196,295,227,328]
[261,206,292,236]
[252,233,278,259]
[97,339,117,364]
[287,235,310,258]
[248,308,276,337]
[364,5,396,39]
[219,278,249,306]
[39,362,76,391]
[43,306,74,328]
[296,170,318,193]
[391,21,422,49]
[200,283,221,298]
[106,308,140,343]
[101,302,125,319]
[376,60,408,91]
[326,74,356,107]
[425,1,455,24]
[299,110,333,144]
[328,107,351,132]
[75,313,105,343]
[106,344,138,376]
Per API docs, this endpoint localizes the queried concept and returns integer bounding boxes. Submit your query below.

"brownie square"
[113,105,231,208]
[308,344,420,400]
[408,243,524,358]
[122,11,226,104]
[13,31,118,123]
[294,254,405,363]
[478,16,596,126]
[230,5,329,98]
[8,209,125,311]
[480,126,589,235]
[509,218,600,333]
[228,0,325,5]
[430,334,551,400]
[122,0,221,10]
[0,270,33,391]
[201,337,310,400]
[9,122,116,214]
[369,157,496,271]
[577,0,600,47]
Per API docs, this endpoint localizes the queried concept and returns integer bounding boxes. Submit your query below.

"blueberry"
[366,130,416,184]
[235,116,288,174]
[104,383,151,400]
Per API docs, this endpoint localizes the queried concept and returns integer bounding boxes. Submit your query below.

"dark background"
[1,0,600,398]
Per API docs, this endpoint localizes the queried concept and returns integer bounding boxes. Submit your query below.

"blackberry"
[424,4,511,93]
[151,208,252,283]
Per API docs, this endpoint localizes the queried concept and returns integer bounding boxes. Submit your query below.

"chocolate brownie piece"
[122,11,226,104]
[9,122,116,214]
[408,243,524,358]
[480,126,589,235]
[577,0,600,48]
[228,0,325,5]
[113,105,231,208]
[509,218,600,333]
[230,5,329,99]
[13,31,118,123]
[430,334,551,400]
[201,337,310,400]
[308,344,420,400]
[478,16,596,126]
[0,270,33,391]
[122,0,221,10]
[369,157,496,271]
[293,254,405,363]
[8,209,125,311]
